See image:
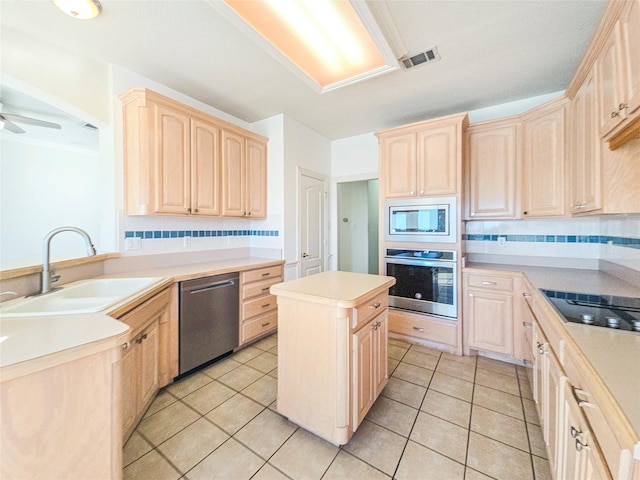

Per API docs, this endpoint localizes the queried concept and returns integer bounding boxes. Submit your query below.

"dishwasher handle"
[189,279,236,294]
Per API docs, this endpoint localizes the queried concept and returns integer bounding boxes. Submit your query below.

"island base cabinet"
[1,347,122,480]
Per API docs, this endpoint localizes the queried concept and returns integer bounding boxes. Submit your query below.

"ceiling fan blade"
[1,113,61,129]
[1,117,26,134]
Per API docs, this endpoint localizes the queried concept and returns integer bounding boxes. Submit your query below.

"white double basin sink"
[0,277,164,317]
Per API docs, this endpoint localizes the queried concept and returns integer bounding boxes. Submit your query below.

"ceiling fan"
[0,103,62,134]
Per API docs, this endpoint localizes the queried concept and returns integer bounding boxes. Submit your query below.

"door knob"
[301,252,309,258]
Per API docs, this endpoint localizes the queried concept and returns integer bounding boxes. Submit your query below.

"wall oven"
[384,248,457,318]
[384,197,457,243]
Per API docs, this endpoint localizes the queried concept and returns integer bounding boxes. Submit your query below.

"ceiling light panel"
[224,0,397,91]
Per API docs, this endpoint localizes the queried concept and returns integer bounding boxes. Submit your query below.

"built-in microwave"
[384,197,457,243]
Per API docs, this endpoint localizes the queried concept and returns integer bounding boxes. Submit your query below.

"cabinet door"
[621,0,640,115]
[380,132,417,198]
[221,129,246,217]
[138,320,160,411]
[119,342,138,441]
[245,138,267,218]
[466,123,519,219]
[153,103,191,214]
[597,21,626,136]
[569,69,602,214]
[373,311,388,398]
[353,321,375,427]
[465,290,514,355]
[546,348,563,475]
[417,124,458,196]
[522,105,566,217]
[191,118,221,216]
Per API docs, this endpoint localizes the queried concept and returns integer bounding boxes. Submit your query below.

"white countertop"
[466,261,640,439]
[271,271,396,308]
[0,257,283,370]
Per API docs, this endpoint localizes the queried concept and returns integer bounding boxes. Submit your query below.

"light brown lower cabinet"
[239,265,282,346]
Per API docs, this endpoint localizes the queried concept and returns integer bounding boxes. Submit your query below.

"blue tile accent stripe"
[124,230,279,239]
[463,234,640,249]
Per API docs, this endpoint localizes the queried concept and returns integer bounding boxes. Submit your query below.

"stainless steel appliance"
[541,289,640,333]
[384,197,457,243]
[179,272,240,375]
[384,248,457,318]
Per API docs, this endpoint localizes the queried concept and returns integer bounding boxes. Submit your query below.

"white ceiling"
[1,0,607,140]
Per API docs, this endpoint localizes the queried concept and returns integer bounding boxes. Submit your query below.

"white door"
[299,169,326,277]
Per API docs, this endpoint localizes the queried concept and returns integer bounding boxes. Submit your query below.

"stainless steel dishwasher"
[179,272,239,375]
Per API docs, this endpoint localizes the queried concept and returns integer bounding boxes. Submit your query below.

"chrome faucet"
[40,227,97,295]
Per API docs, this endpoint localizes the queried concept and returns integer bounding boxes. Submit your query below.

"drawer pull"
[413,327,424,332]
[262,272,270,277]
[261,322,271,327]
[370,302,381,310]
[571,386,596,409]
[522,321,532,327]
[262,303,271,308]
[575,439,589,452]
[261,287,270,291]
[481,281,496,285]
[570,426,583,440]
[522,292,532,298]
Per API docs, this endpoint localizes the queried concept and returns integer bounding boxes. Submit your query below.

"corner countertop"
[271,271,396,308]
[465,261,640,440]
[0,257,284,372]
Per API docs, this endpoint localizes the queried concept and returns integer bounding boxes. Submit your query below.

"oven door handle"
[384,258,453,268]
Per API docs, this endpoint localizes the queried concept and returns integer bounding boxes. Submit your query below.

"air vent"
[82,122,98,130]
[400,46,441,70]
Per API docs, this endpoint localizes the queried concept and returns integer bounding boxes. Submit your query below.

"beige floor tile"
[365,396,419,437]
[234,409,297,459]
[517,365,529,378]
[182,381,236,415]
[475,368,520,396]
[523,398,540,425]
[270,428,339,479]
[123,449,181,480]
[477,356,518,377]
[251,463,289,480]
[471,405,529,452]
[391,362,434,387]
[429,372,474,402]
[402,350,439,370]
[528,422,547,459]
[409,344,443,357]
[206,393,264,435]
[143,390,178,419]
[201,357,242,379]
[395,440,464,480]
[389,337,412,348]
[420,389,471,428]
[157,418,229,474]
[246,352,278,373]
[230,346,263,363]
[441,352,477,366]
[185,438,264,480]
[343,420,406,476]
[137,400,201,446]
[520,375,534,400]
[467,432,533,480]
[436,357,476,382]
[410,412,468,464]
[251,335,277,351]
[123,431,153,467]
[473,384,524,420]
[464,467,494,480]
[381,376,427,409]
[268,367,278,378]
[165,372,212,399]
[388,357,400,375]
[268,346,278,356]
[322,451,391,480]
[388,344,409,361]
[533,454,553,480]
[241,375,277,406]
[217,364,264,391]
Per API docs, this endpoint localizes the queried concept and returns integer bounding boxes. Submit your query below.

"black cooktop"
[541,289,640,332]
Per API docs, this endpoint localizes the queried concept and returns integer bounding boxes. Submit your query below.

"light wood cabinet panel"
[597,20,627,137]
[191,118,221,216]
[239,264,282,346]
[522,100,567,217]
[245,137,268,218]
[621,0,640,116]
[417,124,458,196]
[569,68,602,214]
[379,132,417,198]
[465,290,513,356]
[465,120,520,219]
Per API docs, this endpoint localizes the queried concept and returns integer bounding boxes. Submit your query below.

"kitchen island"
[270,271,395,446]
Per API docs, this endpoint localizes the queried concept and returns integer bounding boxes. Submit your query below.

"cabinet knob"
[468,293,474,298]
[619,103,628,111]
[611,110,620,118]
[419,190,424,195]
[193,208,198,213]
[575,439,589,452]
[410,191,415,195]
[122,341,131,350]
[570,426,583,440]
[370,302,381,310]
[301,252,309,258]
[187,207,191,213]
[470,212,475,217]
[413,326,424,332]
[247,212,252,216]
[523,211,529,215]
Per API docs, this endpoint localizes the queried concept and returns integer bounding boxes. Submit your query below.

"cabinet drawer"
[466,273,514,292]
[242,276,282,300]
[242,266,283,284]
[241,310,277,344]
[352,291,388,331]
[243,294,277,319]
[389,309,457,347]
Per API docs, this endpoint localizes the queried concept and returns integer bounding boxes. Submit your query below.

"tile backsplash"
[464,215,640,271]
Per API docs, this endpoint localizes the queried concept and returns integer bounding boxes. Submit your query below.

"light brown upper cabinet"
[377,113,468,199]
[521,98,567,217]
[120,87,267,218]
[221,130,268,218]
[465,117,520,219]
[568,68,602,214]
[597,0,640,149]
